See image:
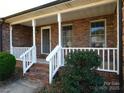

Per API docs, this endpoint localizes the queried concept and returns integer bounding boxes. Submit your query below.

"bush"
[0,52,16,80]
[38,51,108,93]
[61,51,107,93]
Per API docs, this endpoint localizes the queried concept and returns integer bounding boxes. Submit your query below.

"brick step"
[29,66,49,73]
[24,63,49,85]
[25,73,48,81]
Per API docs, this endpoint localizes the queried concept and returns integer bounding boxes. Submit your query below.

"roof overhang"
[5,0,117,25]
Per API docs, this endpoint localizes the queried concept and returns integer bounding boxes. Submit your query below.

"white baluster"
[65,49,67,56]
[113,49,115,71]
[103,49,105,70]
[108,49,110,70]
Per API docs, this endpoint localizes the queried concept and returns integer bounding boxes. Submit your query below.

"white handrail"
[46,45,61,61]
[20,46,35,58]
[62,47,119,74]
[20,46,36,74]
[63,47,117,50]
[46,45,62,84]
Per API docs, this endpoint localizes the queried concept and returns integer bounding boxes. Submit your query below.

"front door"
[41,27,51,54]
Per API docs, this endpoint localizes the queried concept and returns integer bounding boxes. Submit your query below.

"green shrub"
[38,51,108,93]
[0,52,16,80]
[61,51,107,93]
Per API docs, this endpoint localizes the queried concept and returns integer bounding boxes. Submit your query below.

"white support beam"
[57,13,62,46]
[57,13,63,66]
[10,25,13,54]
[32,19,36,46]
[117,0,119,74]
[32,19,36,63]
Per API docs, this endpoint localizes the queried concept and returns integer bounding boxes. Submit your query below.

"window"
[62,25,72,47]
[90,20,106,47]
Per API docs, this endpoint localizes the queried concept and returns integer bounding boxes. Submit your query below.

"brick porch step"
[24,63,49,86]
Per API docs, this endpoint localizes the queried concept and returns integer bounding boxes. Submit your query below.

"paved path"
[0,79,44,93]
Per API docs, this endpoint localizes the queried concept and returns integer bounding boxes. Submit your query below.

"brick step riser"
[24,63,49,86]
[26,72,49,77]
[29,68,49,73]
[25,75,48,80]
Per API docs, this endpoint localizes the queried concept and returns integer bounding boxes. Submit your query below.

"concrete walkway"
[0,79,44,93]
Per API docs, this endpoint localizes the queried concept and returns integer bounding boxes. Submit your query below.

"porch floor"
[37,58,49,64]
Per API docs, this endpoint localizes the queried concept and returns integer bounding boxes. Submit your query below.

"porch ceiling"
[22,1,116,26]
[6,0,117,25]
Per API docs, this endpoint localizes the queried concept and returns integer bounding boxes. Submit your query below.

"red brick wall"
[2,24,33,53]
[122,0,124,57]
[34,14,117,57]
[12,25,32,47]
[122,0,124,80]
[2,14,116,57]
[2,23,10,52]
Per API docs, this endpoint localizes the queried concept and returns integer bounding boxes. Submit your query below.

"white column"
[32,19,36,46]
[32,19,36,63]
[10,25,13,54]
[117,0,119,74]
[57,13,64,66]
[57,13,62,46]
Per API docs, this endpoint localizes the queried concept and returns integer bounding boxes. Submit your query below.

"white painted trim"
[90,19,107,47]
[62,24,72,27]
[10,0,116,25]
[41,26,51,54]
[58,13,62,46]
[62,24,73,47]
[10,25,13,54]
[62,47,118,74]
[32,19,36,46]
[117,0,119,74]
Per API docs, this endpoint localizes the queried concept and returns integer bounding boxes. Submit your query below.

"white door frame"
[41,26,51,54]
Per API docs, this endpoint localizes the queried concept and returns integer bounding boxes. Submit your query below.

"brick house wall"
[122,0,124,80]
[2,24,33,52]
[2,23,10,52]
[35,14,116,57]
[122,0,124,52]
[12,25,32,47]
[2,14,116,57]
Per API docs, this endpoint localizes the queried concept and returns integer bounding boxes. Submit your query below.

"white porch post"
[32,19,36,63]
[32,19,36,46]
[10,25,13,54]
[117,0,119,74]
[57,13,64,66]
[58,13,62,46]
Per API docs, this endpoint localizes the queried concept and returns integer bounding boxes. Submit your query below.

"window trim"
[62,24,73,47]
[90,19,107,47]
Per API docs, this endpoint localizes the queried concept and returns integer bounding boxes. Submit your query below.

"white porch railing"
[46,45,62,84]
[46,47,119,84]
[20,46,36,74]
[13,47,30,60]
[62,47,119,74]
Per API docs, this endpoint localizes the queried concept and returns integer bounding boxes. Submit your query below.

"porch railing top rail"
[46,45,62,84]
[62,47,118,49]
[46,45,61,61]
[20,46,35,58]
[20,46,36,74]
[62,47,119,74]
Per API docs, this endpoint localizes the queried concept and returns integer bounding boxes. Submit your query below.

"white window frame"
[62,24,73,48]
[90,19,107,48]
[41,26,51,54]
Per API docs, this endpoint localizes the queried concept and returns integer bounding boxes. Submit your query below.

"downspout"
[0,18,4,52]
[118,0,123,92]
